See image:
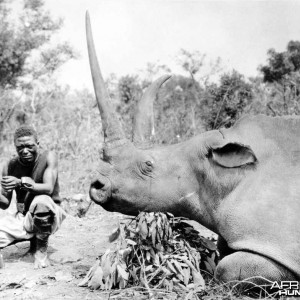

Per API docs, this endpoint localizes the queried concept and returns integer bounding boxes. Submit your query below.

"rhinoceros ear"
[211,143,257,168]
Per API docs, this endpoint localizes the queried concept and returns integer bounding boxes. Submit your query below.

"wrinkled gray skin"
[86,13,300,286]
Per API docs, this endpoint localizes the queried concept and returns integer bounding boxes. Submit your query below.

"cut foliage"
[78,212,218,296]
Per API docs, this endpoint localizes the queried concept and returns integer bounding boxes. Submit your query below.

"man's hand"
[20,177,35,191]
[1,176,21,192]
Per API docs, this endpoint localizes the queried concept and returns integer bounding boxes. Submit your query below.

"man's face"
[14,135,39,164]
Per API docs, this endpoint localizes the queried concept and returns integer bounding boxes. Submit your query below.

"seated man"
[0,125,66,268]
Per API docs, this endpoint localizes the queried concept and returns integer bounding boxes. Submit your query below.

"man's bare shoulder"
[0,161,9,177]
[45,151,58,167]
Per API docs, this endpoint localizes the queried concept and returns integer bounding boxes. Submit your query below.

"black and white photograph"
[1,0,300,299]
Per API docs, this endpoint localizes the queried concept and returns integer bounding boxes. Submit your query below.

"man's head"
[14,125,39,164]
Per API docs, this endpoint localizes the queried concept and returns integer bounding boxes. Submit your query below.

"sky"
[16,0,300,90]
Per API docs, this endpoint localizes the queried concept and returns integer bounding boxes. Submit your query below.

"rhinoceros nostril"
[91,180,105,190]
[89,178,111,205]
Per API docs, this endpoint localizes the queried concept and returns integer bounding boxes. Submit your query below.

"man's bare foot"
[33,236,50,268]
[34,250,50,269]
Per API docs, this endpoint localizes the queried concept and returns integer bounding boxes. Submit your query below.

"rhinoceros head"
[86,13,257,230]
[86,12,300,285]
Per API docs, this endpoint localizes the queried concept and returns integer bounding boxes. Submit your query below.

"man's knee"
[30,195,54,214]
[29,196,55,235]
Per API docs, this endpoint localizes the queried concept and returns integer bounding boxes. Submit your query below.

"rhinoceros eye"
[140,160,154,176]
[145,160,153,167]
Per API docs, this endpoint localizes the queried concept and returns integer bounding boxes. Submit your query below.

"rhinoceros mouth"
[100,201,140,216]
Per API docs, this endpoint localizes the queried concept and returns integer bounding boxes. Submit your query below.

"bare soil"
[0,199,127,300]
[0,198,215,300]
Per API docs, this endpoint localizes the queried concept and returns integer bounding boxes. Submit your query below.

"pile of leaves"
[78,212,218,296]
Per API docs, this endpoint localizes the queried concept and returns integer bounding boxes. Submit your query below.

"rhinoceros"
[85,12,300,286]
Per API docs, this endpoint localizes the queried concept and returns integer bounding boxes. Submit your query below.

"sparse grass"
[82,281,282,300]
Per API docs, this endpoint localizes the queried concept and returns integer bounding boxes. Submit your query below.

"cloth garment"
[0,195,66,249]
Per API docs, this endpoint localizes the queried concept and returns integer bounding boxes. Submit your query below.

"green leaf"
[154,253,160,266]
[119,277,126,289]
[129,266,137,282]
[166,260,177,274]
[125,238,137,246]
[117,264,129,281]
[107,275,113,290]
[174,281,189,292]
[108,226,121,243]
[206,254,217,272]
[166,212,174,219]
[77,259,99,287]
[137,214,145,232]
[119,248,132,263]
[200,237,217,251]
[161,266,172,277]
[193,253,201,272]
[191,269,205,289]
[151,226,157,246]
[88,266,103,290]
[176,273,184,282]
[204,260,214,274]
[145,213,155,225]
[141,245,151,250]
[182,267,191,286]
[149,247,155,258]
[146,250,151,262]
[139,220,148,240]
[156,216,162,238]
[187,283,195,289]
[155,274,167,288]
[168,226,173,239]
[110,261,118,287]
[155,242,163,251]
[101,255,111,278]
[172,259,184,277]
[145,264,153,272]
[148,221,156,235]
[185,291,194,300]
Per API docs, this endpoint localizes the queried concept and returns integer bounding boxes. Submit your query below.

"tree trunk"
[0,121,4,149]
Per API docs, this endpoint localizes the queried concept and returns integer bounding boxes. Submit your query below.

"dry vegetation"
[76,212,280,300]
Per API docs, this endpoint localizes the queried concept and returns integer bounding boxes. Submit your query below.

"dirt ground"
[0,196,215,300]
[0,197,130,300]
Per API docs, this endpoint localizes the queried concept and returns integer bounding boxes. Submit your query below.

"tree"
[176,49,222,86]
[0,0,76,144]
[0,0,64,88]
[32,87,102,193]
[203,70,253,130]
[260,41,300,115]
[116,75,143,138]
[106,72,205,145]
[155,75,204,144]
[139,61,171,84]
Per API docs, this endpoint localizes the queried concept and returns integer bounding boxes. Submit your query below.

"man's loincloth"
[0,195,67,249]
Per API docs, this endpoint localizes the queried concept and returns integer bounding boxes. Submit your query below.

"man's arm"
[0,162,13,209]
[21,151,58,195]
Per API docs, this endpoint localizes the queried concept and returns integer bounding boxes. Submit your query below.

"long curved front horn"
[132,75,171,148]
[86,12,126,146]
